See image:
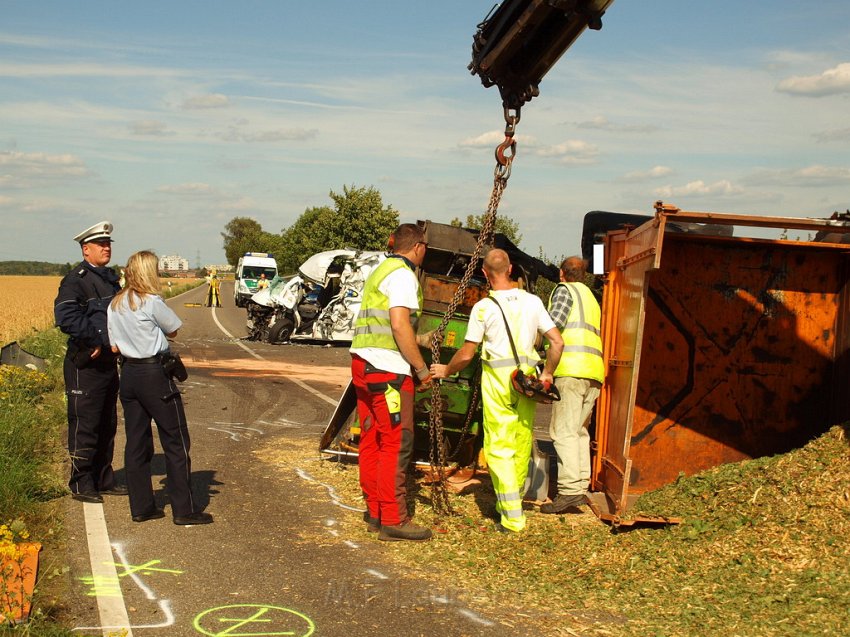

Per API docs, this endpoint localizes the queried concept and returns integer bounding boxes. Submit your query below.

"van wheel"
[268,318,295,344]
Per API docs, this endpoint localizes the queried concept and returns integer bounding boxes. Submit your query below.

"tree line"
[221,184,524,274]
[0,261,74,276]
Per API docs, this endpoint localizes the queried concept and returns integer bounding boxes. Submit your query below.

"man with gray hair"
[540,256,604,514]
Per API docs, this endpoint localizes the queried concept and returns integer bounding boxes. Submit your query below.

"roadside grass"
[160,277,205,299]
[0,328,75,636]
[275,425,850,636]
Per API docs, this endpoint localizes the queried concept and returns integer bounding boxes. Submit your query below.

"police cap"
[74,221,114,244]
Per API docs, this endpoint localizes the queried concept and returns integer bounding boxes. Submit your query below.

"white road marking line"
[366,569,389,580]
[294,467,364,513]
[211,306,339,405]
[78,503,133,636]
[207,427,241,441]
[457,608,497,626]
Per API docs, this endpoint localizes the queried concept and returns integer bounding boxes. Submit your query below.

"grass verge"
[269,425,850,636]
[1,328,75,636]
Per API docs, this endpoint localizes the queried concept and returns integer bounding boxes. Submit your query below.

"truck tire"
[268,317,295,344]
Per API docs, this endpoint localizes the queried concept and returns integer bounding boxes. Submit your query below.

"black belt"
[121,355,163,364]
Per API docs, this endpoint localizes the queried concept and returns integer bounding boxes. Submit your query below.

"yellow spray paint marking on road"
[193,604,315,637]
[184,303,204,307]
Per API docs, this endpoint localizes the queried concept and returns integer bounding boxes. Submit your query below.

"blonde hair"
[111,251,161,312]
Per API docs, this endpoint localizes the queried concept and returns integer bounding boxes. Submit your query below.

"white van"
[234,252,278,307]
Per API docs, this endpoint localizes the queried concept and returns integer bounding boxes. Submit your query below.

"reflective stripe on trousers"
[480,365,536,532]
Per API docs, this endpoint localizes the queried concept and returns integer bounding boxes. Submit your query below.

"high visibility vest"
[351,257,422,351]
[549,282,604,382]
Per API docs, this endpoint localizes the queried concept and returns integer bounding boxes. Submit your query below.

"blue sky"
[2,1,849,266]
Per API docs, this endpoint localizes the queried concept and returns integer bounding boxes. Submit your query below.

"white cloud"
[0,150,90,180]
[813,127,850,143]
[0,62,181,78]
[215,126,318,143]
[776,62,850,97]
[624,165,673,181]
[0,195,13,207]
[576,115,657,133]
[654,180,743,198]
[744,165,850,187]
[156,183,216,196]
[533,140,599,165]
[457,130,538,149]
[129,120,172,136]
[182,93,231,109]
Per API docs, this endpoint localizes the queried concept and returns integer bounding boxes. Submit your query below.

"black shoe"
[378,520,432,542]
[132,509,165,523]
[363,510,380,533]
[72,491,103,504]
[100,485,129,496]
[495,522,516,533]
[173,512,213,526]
[539,494,586,514]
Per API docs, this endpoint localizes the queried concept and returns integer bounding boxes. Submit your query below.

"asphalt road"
[61,281,507,637]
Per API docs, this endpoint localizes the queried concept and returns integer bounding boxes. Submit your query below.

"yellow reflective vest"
[549,282,604,382]
[351,257,422,351]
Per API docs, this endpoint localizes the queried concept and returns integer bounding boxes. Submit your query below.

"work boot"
[378,519,432,542]
[363,510,380,533]
[540,494,586,514]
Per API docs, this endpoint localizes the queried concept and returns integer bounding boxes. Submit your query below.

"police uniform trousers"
[64,354,119,495]
[351,355,415,527]
[118,360,195,518]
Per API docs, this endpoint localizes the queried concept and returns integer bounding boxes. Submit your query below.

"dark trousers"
[119,362,195,517]
[64,355,119,494]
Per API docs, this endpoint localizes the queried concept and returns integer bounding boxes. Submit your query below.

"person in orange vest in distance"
[350,223,432,541]
[257,273,269,290]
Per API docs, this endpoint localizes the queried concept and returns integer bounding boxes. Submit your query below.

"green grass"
[0,328,75,635]
[288,423,850,636]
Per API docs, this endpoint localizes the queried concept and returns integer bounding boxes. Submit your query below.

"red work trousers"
[351,355,415,527]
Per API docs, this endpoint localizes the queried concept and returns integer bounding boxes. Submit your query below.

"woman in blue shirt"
[108,250,212,525]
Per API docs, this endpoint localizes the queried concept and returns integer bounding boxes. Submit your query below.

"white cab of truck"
[234,252,278,307]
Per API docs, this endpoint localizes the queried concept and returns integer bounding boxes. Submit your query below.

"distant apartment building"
[159,255,190,272]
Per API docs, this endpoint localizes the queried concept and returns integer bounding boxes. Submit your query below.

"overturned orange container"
[588,202,850,523]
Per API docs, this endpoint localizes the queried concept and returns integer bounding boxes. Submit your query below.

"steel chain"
[427,111,518,516]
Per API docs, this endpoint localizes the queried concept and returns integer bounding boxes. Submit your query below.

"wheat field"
[0,276,62,345]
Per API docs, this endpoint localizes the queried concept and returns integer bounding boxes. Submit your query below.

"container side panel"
[594,223,660,511]
[628,235,843,492]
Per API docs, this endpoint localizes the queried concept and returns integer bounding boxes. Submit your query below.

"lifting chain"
[426,106,520,516]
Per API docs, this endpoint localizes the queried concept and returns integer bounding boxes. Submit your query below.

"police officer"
[54,221,126,503]
[108,251,212,525]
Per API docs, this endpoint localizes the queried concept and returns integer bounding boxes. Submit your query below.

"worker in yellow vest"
[205,270,222,308]
[431,249,564,533]
[350,223,432,542]
[540,256,604,514]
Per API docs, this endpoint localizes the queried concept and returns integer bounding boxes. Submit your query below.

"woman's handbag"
[488,297,560,404]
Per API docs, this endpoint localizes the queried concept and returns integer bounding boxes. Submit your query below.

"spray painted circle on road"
[193,604,315,637]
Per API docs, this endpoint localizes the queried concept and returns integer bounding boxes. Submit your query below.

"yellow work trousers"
[480,367,537,532]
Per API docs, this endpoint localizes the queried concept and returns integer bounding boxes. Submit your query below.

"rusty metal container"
[589,202,850,523]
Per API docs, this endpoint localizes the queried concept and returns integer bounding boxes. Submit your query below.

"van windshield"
[242,266,277,279]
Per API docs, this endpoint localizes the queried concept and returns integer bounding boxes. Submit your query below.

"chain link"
[426,111,519,516]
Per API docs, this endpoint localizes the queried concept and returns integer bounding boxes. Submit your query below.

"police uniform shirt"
[107,294,182,359]
[349,266,420,376]
[465,288,555,360]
